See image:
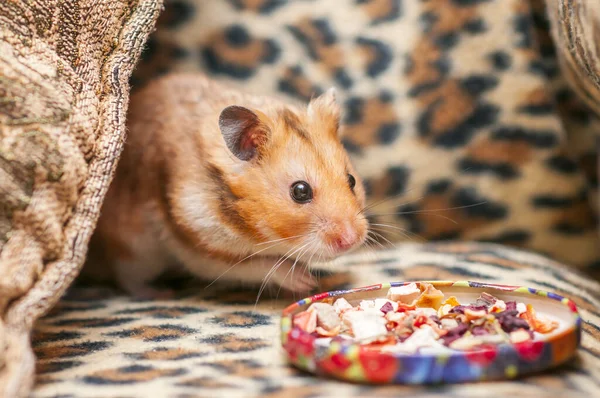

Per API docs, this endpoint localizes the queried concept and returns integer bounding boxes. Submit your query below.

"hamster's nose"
[328,222,360,253]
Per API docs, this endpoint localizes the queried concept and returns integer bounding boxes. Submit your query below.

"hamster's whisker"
[302,248,317,286]
[367,212,460,225]
[357,164,480,217]
[365,238,382,259]
[314,249,325,286]
[359,238,382,263]
[368,202,487,219]
[304,237,319,268]
[365,232,386,250]
[276,241,313,299]
[369,226,415,242]
[204,241,284,289]
[362,236,375,251]
[357,191,414,216]
[255,242,309,307]
[255,242,310,308]
[255,234,308,246]
[364,234,380,249]
[369,224,426,243]
[362,236,383,262]
[262,244,300,284]
[357,189,420,216]
[369,229,397,248]
[292,226,319,296]
[369,223,426,241]
[370,223,413,231]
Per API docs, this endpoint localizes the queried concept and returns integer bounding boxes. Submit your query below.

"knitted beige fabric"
[0,1,162,397]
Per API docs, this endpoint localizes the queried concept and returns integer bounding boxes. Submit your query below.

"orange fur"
[85,73,368,298]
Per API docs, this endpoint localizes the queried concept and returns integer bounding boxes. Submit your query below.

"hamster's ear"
[308,88,342,137]
[219,106,270,161]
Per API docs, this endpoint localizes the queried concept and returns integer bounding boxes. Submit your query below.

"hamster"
[86,73,369,299]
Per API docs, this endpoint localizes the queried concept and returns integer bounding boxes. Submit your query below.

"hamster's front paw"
[113,259,174,300]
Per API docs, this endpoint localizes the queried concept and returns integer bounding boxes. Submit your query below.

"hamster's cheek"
[255,202,314,242]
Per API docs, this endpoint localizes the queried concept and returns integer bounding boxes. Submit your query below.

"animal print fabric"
[132,0,600,270]
[0,0,162,396]
[32,243,600,397]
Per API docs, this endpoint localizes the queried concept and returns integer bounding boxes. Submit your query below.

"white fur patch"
[177,183,254,254]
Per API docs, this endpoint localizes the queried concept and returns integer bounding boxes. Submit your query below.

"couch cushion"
[31,243,600,397]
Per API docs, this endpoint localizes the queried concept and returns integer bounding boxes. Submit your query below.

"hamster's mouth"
[307,237,368,261]
[267,225,368,264]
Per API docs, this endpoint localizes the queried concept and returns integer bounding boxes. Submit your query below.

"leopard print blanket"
[32,243,600,398]
[133,0,600,270]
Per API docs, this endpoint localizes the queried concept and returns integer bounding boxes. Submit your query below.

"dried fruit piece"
[359,300,376,310]
[509,329,532,343]
[333,298,353,314]
[471,326,490,336]
[450,333,504,350]
[494,310,530,333]
[293,308,317,333]
[443,296,460,307]
[475,292,497,308]
[396,302,417,312]
[387,283,421,304]
[521,304,559,334]
[310,303,341,331]
[464,308,488,322]
[375,299,398,313]
[449,335,485,350]
[415,307,438,317]
[441,318,459,330]
[413,314,429,328]
[343,310,387,340]
[440,323,469,345]
[382,326,444,354]
[425,316,448,337]
[450,304,487,314]
[316,325,341,337]
[489,300,506,313]
[438,304,453,317]
[380,302,394,314]
[385,311,406,322]
[415,283,445,309]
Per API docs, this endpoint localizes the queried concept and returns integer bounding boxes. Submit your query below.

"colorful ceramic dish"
[280,281,581,384]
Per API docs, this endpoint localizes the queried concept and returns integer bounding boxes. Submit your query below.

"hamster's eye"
[290,181,313,204]
[348,174,356,190]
